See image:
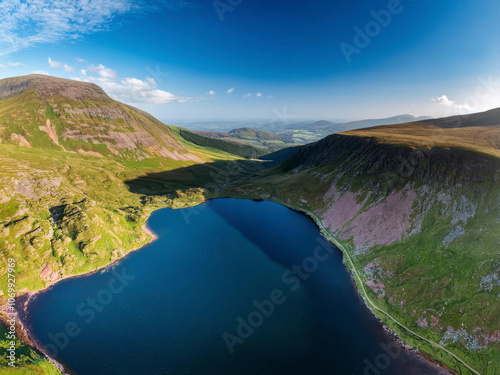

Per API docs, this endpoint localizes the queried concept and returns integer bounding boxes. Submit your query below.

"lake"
[25,199,448,375]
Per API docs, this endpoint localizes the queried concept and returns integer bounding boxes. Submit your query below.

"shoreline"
[10,198,458,375]
[4,221,159,375]
[263,196,460,375]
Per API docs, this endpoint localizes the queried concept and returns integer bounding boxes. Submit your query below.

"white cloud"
[33,70,50,75]
[81,63,189,104]
[87,64,117,80]
[0,0,195,56]
[243,93,252,98]
[48,57,74,71]
[75,58,86,63]
[256,92,262,97]
[431,94,473,114]
[431,95,454,106]
[0,64,5,68]
[48,57,61,68]
[226,88,235,94]
[208,90,216,96]
[8,62,23,66]
[267,96,275,99]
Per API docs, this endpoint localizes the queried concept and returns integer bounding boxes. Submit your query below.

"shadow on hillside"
[124,159,265,197]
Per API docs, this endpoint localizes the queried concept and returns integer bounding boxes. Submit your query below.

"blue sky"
[1,0,500,122]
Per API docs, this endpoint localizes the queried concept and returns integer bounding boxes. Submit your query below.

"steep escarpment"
[229,114,500,374]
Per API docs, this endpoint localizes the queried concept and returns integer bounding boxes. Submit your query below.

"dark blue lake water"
[26,199,447,375]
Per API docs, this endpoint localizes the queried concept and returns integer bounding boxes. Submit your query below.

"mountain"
[1,75,498,375]
[0,74,208,162]
[0,74,291,160]
[0,75,257,290]
[294,115,433,132]
[176,128,270,158]
[171,120,272,132]
[223,109,500,374]
[346,108,500,158]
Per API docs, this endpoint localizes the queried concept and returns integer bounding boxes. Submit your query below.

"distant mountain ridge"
[174,115,434,145]
[287,114,433,132]
[345,107,500,157]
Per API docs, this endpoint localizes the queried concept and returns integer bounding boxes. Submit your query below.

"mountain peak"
[0,74,111,102]
[0,74,203,161]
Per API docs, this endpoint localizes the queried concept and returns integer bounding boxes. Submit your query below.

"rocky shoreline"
[1,221,158,374]
[273,198,457,375]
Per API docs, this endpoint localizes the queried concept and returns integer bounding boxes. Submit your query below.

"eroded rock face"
[341,185,417,250]
[323,190,363,233]
[9,134,31,147]
[322,184,417,250]
[40,262,58,281]
[39,119,60,146]
[14,177,62,199]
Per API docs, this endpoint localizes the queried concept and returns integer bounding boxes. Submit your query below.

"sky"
[0,0,500,123]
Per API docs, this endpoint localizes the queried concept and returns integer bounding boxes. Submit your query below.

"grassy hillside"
[177,128,268,158]
[346,108,500,158]
[0,74,204,162]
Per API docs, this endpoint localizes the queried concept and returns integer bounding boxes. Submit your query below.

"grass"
[0,324,62,375]
[345,123,500,158]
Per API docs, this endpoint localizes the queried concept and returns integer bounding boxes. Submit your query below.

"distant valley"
[173,114,434,146]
